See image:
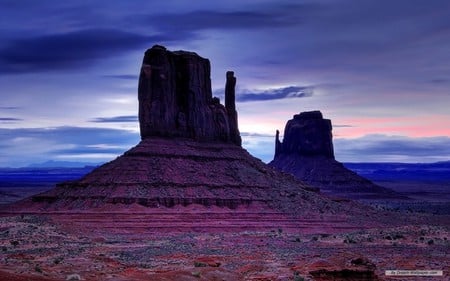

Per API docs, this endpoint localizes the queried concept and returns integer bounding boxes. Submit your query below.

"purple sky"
[1,0,450,167]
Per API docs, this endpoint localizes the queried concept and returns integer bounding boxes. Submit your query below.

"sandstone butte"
[1,45,448,281]
[269,111,405,201]
[12,45,370,219]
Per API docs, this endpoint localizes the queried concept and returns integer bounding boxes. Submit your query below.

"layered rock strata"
[30,136,369,216]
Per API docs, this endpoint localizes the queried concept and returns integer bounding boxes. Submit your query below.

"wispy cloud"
[243,133,450,164]
[0,106,20,110]
[237,86,313,102]
[334,134,450,163]
[240,132,274,138]
[52,145,128,155]
[0,126,139,167]
[334,124,354,128]
[213,86,313,103]
[90,115,138,123]
[0,117,22,121]
[429,78,449,84]
[102,74,139,80]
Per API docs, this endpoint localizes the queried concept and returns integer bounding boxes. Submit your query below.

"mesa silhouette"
[270,111,404,200]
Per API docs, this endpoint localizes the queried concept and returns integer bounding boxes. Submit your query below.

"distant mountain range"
[25,160,101,168]
[1,160,449,183]
[344,161,450,181]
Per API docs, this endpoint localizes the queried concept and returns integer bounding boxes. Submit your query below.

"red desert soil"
[1,203,449,281]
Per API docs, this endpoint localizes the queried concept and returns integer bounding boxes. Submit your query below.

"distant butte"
[270,110,404,200]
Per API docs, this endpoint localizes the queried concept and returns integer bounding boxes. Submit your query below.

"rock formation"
[270,111,403,200]
[26,45,362,216]
[138,45,241,145]
[2,47,446,281]
[274,111,334,159]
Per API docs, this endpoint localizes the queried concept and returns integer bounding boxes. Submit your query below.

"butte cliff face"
[275,111,334,159]
[270,111,403,200]
[138,45,241,145]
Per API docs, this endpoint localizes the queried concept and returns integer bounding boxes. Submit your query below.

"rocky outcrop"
[306,257,379,281]
[270,111,404,200]
[139,45,241,145]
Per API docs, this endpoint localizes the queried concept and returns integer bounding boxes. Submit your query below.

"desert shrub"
[194,261,207,267]
[294,271,305,281]
[34,265,42,273]
[66,274,81,281]
[427,239,434,245]
[344,236,356,244]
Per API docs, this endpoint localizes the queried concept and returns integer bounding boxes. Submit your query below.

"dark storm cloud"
[127,3,323,43]
[0,106,20,110]
[0,117,22,121]
[90,116,138,123]
[232,0,450,75]
[237,86,313,102]
[145,9,299,32]
[0,29,165,73]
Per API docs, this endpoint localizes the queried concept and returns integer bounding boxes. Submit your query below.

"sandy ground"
[0,204,448,281]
